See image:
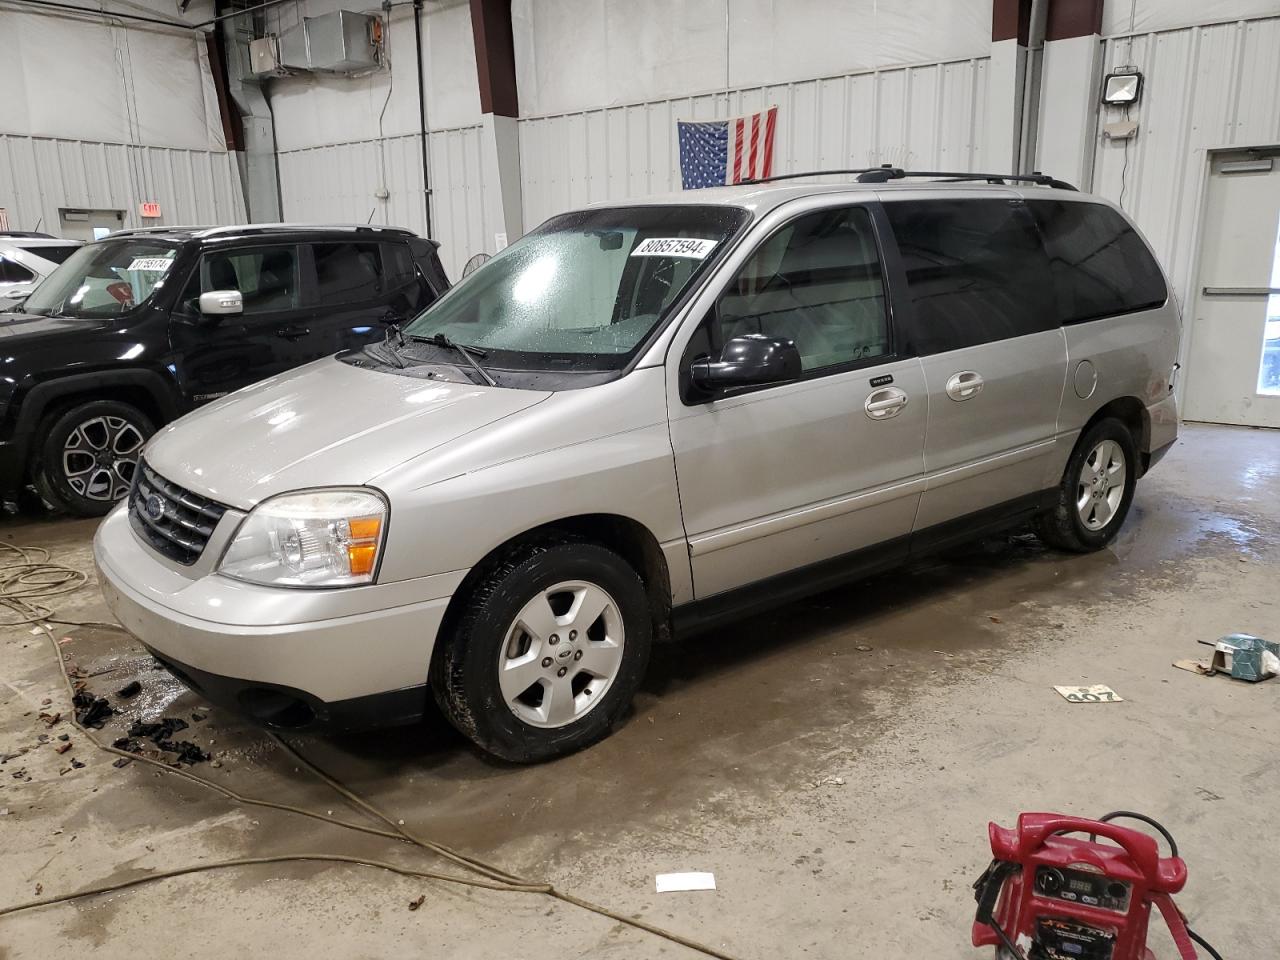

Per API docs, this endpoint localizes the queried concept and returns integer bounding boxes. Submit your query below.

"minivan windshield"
[24,239,182,319]
[401,205,748,370]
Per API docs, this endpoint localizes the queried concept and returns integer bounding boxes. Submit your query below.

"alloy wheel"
[62,415,145,502]
[497,580,625,729]
[1076,439,1126,531]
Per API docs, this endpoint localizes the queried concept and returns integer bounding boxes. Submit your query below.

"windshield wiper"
[409,332,496,387]
[376,324,407,368]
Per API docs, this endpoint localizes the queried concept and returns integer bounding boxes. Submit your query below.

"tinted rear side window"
[884,199,1056,354]
[23,244,80,265]
[0,257,34,283]
[1028,200,1167,324]
[312,242,384,303]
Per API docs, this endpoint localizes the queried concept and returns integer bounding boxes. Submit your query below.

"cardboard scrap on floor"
[1053,684,1123,703]
[655,872,717,893]
[1174,633,1278,683]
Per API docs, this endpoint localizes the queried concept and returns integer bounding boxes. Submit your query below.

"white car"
[0,236,84,307]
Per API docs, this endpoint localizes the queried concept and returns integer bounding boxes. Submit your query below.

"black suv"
[0,224,449,516]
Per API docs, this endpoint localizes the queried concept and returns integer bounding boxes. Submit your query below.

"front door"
[1183,152,1280,427]
[668,202,927,600]
[170,243,309,405]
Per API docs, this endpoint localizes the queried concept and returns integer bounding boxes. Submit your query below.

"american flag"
[678,106,778,189]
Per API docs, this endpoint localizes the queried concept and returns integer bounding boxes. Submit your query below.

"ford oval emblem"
[143,494,166,522]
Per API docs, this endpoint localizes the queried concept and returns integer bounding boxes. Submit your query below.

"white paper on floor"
[655,872,717,893]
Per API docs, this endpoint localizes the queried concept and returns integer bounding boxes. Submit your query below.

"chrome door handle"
[945,370,985,401]
[864,386,909,420]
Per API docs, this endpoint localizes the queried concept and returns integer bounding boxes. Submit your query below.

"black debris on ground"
[190,713,206,723]
[116,680,142,699]
[71,691,114,729]
[112,757,132,769]
[127,718,208,765]
[127,718,188,741]
[155,740,209,765]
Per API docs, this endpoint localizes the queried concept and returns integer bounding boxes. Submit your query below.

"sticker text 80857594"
[630,238,719,259]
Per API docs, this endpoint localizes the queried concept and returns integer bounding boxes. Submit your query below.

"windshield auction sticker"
[630,237,719,259]
[125,257,174,272]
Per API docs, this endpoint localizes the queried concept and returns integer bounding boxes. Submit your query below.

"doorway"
[58,208,125,242]
[1182,150,1280,428]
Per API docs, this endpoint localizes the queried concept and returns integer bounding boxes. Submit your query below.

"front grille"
[129,460,228,566]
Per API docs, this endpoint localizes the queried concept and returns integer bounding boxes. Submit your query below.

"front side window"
[1028,200,1167,324]
[312,242,384,304]
[401,205,748,370]
[885,199,1056,354]
[714,205,890,372]
[182,245,300,315]
[24,239,181,318]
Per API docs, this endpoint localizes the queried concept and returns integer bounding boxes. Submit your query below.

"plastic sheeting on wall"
[267,0,482,153]
[517,57,990,231]
[511,0,993,117]
[0,10,225,152]
[1101,0,1280,37]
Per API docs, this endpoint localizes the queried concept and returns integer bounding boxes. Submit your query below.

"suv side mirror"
[199,289,243,318]
[690,334,802,391]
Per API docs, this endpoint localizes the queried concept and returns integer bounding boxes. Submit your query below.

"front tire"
[1034,417,1137,552]
[433,541,652,763]
[35,400,154,517]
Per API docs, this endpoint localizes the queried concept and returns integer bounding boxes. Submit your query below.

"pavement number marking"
[1053,684,1124,703]
[630,237,719,259]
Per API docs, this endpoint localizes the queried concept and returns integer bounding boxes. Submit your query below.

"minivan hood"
[144,358,551,508]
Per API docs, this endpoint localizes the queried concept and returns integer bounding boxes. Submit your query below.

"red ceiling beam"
[470,0,519,118]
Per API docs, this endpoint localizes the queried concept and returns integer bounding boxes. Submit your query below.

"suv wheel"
[35,400,154,517]
[1033,417,1137,552]
[433,541,652,763]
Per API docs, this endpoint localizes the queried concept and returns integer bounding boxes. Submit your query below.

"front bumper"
[93,504,465,730]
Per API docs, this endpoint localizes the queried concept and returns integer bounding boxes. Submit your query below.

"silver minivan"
[94,174,1180,761]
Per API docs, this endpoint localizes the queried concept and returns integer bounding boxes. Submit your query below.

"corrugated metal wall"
[1092,15,1280,305]
[518,57,990,230]
[0,135,245,233]
[276,124,490,280]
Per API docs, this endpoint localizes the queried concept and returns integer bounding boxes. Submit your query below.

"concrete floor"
[0,422,1276,959]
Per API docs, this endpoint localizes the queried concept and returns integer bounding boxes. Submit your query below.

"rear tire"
[432,541,652,763]
[35,400,154,517]
[1033,417,1137,553]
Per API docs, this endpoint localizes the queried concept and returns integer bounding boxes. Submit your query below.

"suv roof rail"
[110,223,420,240]
[741,166,1078,191]
[194,223,418,238]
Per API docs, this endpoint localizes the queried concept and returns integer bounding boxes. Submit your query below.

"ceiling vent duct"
[275,11,381,75]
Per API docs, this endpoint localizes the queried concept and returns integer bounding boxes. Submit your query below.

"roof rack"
[740,166,1077,191]
[111,223,419,240]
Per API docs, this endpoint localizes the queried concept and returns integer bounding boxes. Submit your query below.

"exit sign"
[139,201,162,218]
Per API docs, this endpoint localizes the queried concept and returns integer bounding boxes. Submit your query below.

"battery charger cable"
[1091,812,1223,960]
[0,542,743,960]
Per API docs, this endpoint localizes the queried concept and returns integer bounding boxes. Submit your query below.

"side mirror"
[199,289,242,317]
[690,334,802,391]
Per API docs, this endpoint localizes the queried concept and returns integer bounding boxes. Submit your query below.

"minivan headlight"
[219,489,387,588]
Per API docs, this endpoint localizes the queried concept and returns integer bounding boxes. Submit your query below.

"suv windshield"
[25,239,182,319]
[401,205,748,370]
